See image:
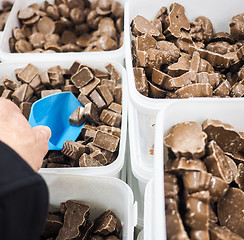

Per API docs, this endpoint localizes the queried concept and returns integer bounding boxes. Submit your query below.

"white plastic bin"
[0,60,127,178]
[151,99,244,240]
[125,0,244,226]
[0,0,129,64]
[40,173,137,240]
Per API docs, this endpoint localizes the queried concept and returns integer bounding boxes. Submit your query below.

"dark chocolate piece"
[79,153,103,167]
[89,90,106,110]
[100,109,121,127]
[19,102,32,119]
[69,106,85,126]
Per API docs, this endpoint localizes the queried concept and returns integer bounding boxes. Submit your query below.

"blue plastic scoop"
[28,92,84,150]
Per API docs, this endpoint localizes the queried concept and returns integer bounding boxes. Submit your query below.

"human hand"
[0,98,51,172]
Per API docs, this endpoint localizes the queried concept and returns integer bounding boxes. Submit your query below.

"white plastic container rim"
[152,98,244,240]
[0,0,129,64]
[40,172,138,240]
[125,0,244,114]
[0,60,127,178]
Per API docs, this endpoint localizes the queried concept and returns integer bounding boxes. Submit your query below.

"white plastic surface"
[125,1,244,226]
[137,230,144,240]
[0,0,128,64]
[0,60,127,178]
[40,173,137,240]
[152,99,244,240]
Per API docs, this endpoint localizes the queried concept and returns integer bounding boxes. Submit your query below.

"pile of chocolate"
[0,61,122,168]
[9,0,124,53]
[164,120,244,240]
[131,3,244,98]
[41,200,122,239]
[0,1,12,31]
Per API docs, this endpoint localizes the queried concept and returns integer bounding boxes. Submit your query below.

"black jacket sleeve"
[0,141,49,240]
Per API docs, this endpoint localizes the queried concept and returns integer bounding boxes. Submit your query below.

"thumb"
[32,125,52,142]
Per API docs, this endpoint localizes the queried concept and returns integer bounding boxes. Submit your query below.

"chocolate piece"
[185,191,210,240]
[78,219,94,240]
[133,67,148,96]
[151,68,171,87]
[93,130,119,152]
[206,41,236,55]
[48,65,64,87]
[148,81,167,98]
[209,223,244,240]
[164,121,207,158]
[71,67,94,88]
[79,153,103,167]
[237,46,244,60]
[97,125,121,137]
[61,140,85,161]
[29,75,42,89]
[37,16,55,34]
[211,32,235,44]
[230,80,244,97]
[230,13,244,41]
[96,84,113,105]
[81,125,97,141]
[12,27,25,41]
[68,61,81,75]
[235,163,244,190]
[2,76,19,90]
[44,42,61,52]
[175,83,213,98]
[15,39,33,52]
[105,63,120,82]
[218,188,244,238]
[69,106,85,126]
[213,80,231,97]
[101,79,115,95]
[61,30,77,44]
[56,201,90,240]
[18,7,35,20]
[78,94,91,106]
[41,89,62,98]
[90,150,108,165]
[108,102,122,114]
[131,15,160,37]
[40,70,50,85]
[19,102,32,119]
[196,72,221,88]
[164,3,190,38]
[18,64,39,84]
[164,173,179,203]
[183,171,211,193]
[0,85,4,96]
[1,89,12,99]
[202,119,244,154]
[209,205,218,223]
[62,84,79,94]
[12,84,34,104]
[79,77,100,96]
[208,175,229,202]
[84,102,99,124]
[100,109,121,127]
[42,214,63,238]
[135,33,157,51]
[89,90,106,110]
[93,210,117,236]
[93,68,109,79]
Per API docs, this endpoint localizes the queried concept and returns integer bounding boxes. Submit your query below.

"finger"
[33,125,52,141]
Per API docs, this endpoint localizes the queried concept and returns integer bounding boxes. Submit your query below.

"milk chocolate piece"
[19,102,32,119]
[79,153,103,167]
[78,94,91,106]
[131,15,160,37]
[40,70,50,85]
[96,84,114,105]
[105,63,120,82]
[156,41,180,63]
[89,90,106,110]
[12,27,25,40]
[37,16,55,34]
[48,65,64,87]
[93,68,109,79]
[209,223,244,240]
[97,125,121,137]
[202,119,244,154]
[18,64,39,83]
[213,80,231,97]
[101,79,115,95]
[12,84,34,104]
[90,150,108,165]
[93,130,119,152]
[208,175,229,202]
[84,102,99,124]
[206,41,236,55]
[18,7,35,20]
[235,163,244,190]
[56,201,90,240]
[1,89,12,99]
[211,32,235,44]
[166,200,189,240]
[133,67,149,96]
[209,205,218,223]
[47,151,66,164]
[108,102,122,114]
[0,85,4,96]
[175,83,213,98]
[135,33,157,51]
[148,81,167,98]
[183,171,211,193]
[230,13,244,41]
[93,210,117,236]
[69,106,85,126]
[79,77,100,96]
[218,188,244,238]
[185,191,210,240]
[41,89,62,98]
[100,109,121,127]
[42,214,63,238]
[164,173,179,201]
[44,42,61,52]
[29,75,42,89]
[61,140,85,161]
[71,67,94,88]
[164,3,190,38]
[151,68,171,87]
[237,46,244,60]
[69,61,81,75]
[196,72,221,88]
[81,125,97,141]
[76,33,91,48]
[2,76,19,90]
[164,121,207,159]
[78,219,94,240]
[230,80,244,97]
[15,39,33,53]
[62,84,79,94]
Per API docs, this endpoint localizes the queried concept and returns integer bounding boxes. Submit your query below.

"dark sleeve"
[0,141,49,240]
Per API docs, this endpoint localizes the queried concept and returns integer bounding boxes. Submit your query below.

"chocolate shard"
[56,201,90,240]
[164,121,207,159]
[93,130,119,152]
[151,68,171,87]
[18,63,39,83]
[135,33,157,51]
[204,140,235,184]
[93,210,117,236]
[69,106,85,126]
[218,188,244,238]
[42,214,63,239]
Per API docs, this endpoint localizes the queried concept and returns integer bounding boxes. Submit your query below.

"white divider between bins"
[0,0,129,64]
[153,98,244,240]
[40,173,136,240]
[0,60,127,178]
